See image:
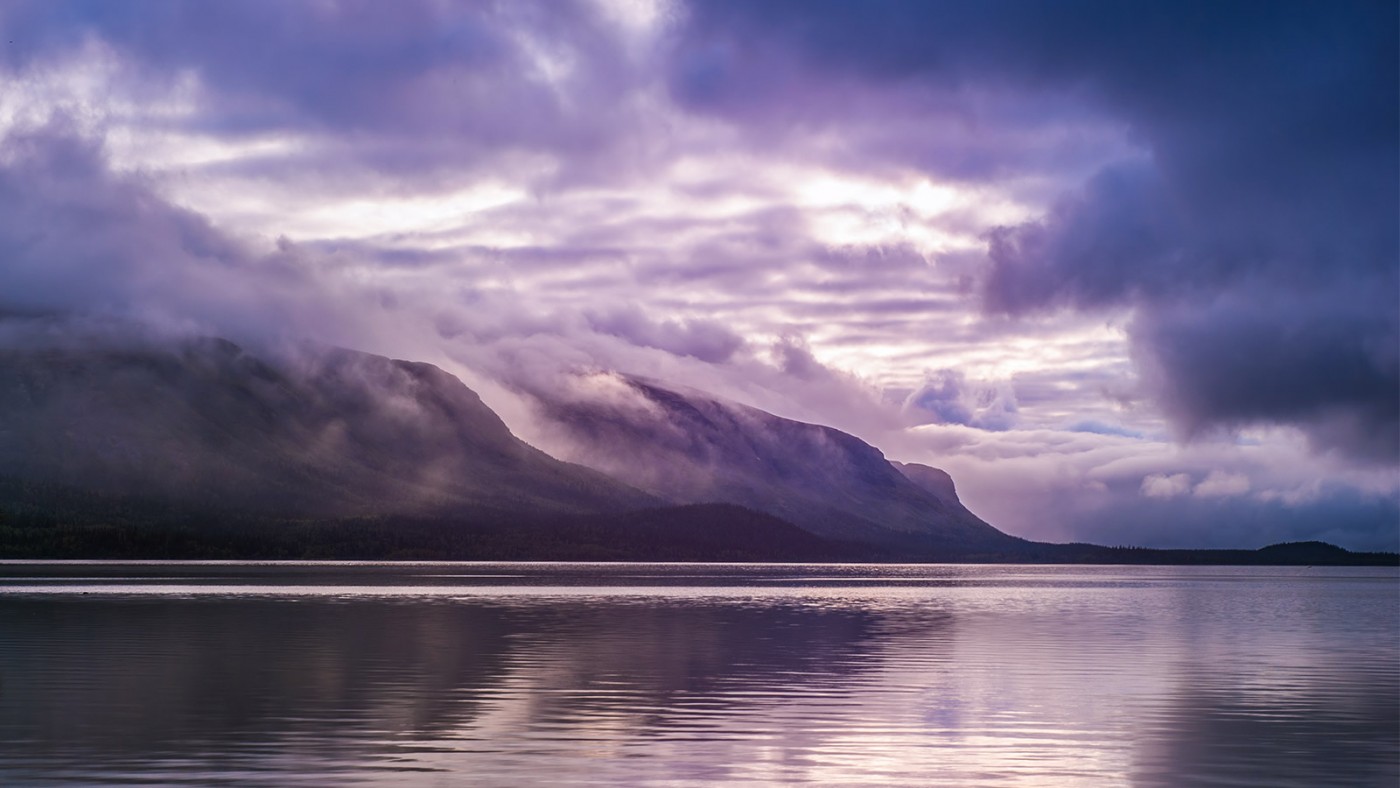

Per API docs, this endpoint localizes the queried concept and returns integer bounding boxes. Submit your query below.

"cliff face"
[530,375,1021,555]
[891,462,961,507]
[0,337,654,519]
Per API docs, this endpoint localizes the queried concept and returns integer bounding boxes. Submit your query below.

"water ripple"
[0,563,1394,786]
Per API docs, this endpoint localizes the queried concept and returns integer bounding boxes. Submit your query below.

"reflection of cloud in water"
[1133,671,1400,788]
[0,567,1394,786]
[1127,576,1400,787]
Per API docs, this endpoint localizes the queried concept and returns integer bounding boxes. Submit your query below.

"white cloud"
[1193,470,1250,498]
[1141,472,1192,498]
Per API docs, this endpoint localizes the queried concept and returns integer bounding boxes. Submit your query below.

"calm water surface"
[0,562,1395,786]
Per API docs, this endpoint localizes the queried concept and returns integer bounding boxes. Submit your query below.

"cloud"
[672,1,1400,464]
[1,0,657,182]
[0,120,454,361]
[1141,473,1191,499]
[891,423,1398,550]
[0,123,897,444]
[902,369,1017,431]
[1193,471,1249,499]
[584,306,745,364]
[983,163,1177,314]
[1065,420,1144,440]
[985,169,1399,461]
[0,121,297,334]
[0,2,1394,553]
[1133,293,1399,462]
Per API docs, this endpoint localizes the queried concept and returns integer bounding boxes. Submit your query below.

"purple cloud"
[678,0,1399,462]
[0,0,1394,550]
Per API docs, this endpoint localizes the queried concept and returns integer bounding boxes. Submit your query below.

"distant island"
[1,328,1394,566]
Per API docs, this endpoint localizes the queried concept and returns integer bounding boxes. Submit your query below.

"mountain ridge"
[0,335,656,519]
[527,372,1022,556]
[0,327,1393,565]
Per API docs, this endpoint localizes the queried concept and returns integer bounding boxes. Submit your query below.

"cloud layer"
[0,0,1394,549]
[681,0,1399,461]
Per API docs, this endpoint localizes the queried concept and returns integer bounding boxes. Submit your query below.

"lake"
[0,562,1395,786]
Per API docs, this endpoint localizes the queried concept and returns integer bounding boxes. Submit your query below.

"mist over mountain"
[0,323,653,521]
[0,318,1022,558]
[0,321,1390,565]
[525,373,1021,556]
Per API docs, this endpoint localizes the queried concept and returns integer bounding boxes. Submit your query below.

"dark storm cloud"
[982,163,1180,313]
[0,121,366,344]
[1,0,646,178]
[675,0,1399,462]
[1134,291,1400,461]
[0,0,1393,551]
[0,123,244,315]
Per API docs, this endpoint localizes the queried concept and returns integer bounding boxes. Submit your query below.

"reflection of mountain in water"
[1,566,1395,786]
[0,594,903,770]
[0,598,518,753]
[493,601,903,727]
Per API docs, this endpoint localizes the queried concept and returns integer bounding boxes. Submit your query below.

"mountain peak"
[891,462,960,506]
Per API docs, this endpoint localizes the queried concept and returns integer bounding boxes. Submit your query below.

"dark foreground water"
[0,563,1395,786]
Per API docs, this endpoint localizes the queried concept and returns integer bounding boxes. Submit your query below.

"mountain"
[890,461,960,505]
[0,331,1022,558]
[0,333,656,520]
[528,374,1026,558]
[1,329,1390,565]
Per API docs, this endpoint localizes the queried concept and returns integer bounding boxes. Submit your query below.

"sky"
[0,0,1396,550]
